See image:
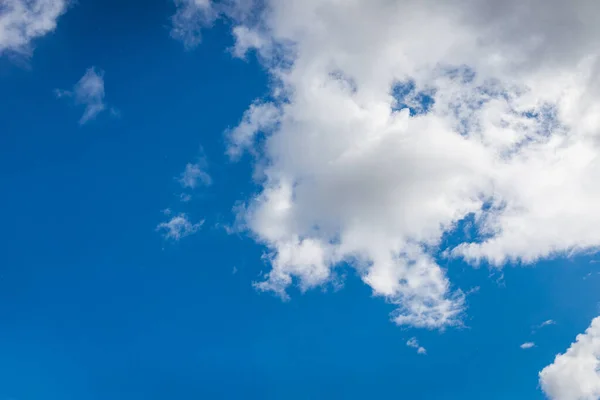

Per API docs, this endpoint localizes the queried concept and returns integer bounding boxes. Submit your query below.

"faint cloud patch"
[539,319,556,328]
[156,213,203,240]
[55,67,110,125]
[109,107,121,118]
[520,342,535,349]
[465,286,480,296]
[407,337,427,355]
[179,162,211,189]
[170,0,216,49]
[531,319,557,334]
[179,193,192,203]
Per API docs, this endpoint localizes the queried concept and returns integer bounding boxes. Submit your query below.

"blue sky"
[2,1,600,399]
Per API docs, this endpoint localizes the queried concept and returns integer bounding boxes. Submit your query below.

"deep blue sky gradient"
[1,1,599,399]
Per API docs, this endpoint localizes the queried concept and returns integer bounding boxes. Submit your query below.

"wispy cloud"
[406,337,427,355]
[532,319,557,334]
[179,193,192,203]
[226,101,280,159]
[156,213,203,240]
[170,0,216,49]
[539,320,556,328]
[0,0,68,56]
[520,342,535,350]
[465,286,480,296]
[179,162,211,189]
[56,67,109,125]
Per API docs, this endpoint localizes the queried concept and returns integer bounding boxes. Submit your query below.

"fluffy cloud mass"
[0,0,67,55]
[222,0,600,329]
[539,317,600,400]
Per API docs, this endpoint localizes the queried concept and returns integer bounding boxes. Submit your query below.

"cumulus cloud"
[169,0,216,49]
[179,162,212,189]
[406,337,427,355]
[520,342,535,349]
[539,316,600,400]
[0,0,68,55]
[56,67,108,125]
[220,0,600,330]
[156,213,203,240]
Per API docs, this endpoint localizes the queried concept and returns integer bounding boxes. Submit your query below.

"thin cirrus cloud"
[0,0,68,56]
[539,320,557,328]
[156,213,203,241]
[210,0,600,330]
[537,319,557,330]
[532,319,557,334]
[539,316,600,400]
[55,67,112,125]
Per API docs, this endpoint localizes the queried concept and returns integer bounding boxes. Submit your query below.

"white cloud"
[156,213,203,240]
[220,0,600,330]
[179,162,212,189]
[56,67,108,125]
[521,342,535,349]
[541,320,557,328]
[0,0,68,56]
[406,337,427,355]
[170,0,215,49]
[231,25,267,59]
[539,316,600,400]
[533,319,557,334]
[226,101,280,159]
[466,286,481,296]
